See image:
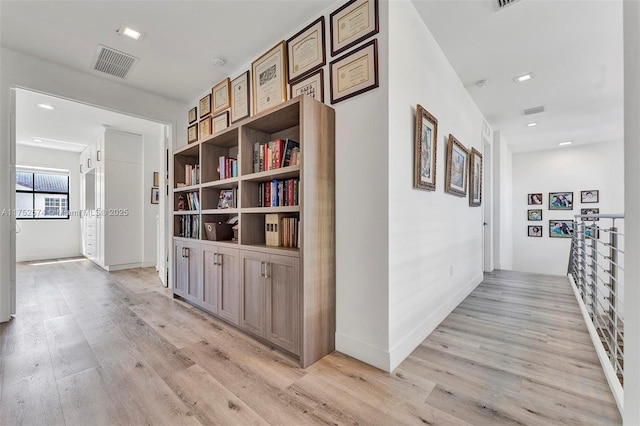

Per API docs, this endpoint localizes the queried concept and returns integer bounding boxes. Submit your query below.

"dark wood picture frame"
[468,148,482,206]
[290,69,324,102]
[287,17,326,83]
[212,77,231,115]
[581,190,599,203]
[188,107,197,124]
[527,209,543,221]
[199,94,211,118]
[581,207,600,220]
[528,225,543,237]
[549,220,574,238]
[528,193,543,205]
[413,104,438,191]
[549,191,574,210]
[230,71,250,124]
[187,123,198,144]
[330,0,379,56]
[329,39,378,104]
[151,187,160,204]
[444,134,469,197]
[212,111,230,134]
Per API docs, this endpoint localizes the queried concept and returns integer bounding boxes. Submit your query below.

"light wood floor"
[0,260,621,425]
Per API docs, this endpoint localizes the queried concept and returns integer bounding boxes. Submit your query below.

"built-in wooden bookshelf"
[172,95,335,368]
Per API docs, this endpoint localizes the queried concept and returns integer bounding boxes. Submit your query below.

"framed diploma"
[212,111,230,134]
[252,41,287,115]
[329,39,378,104]
[330,0,379,56]
[198,115,212,139]
[187,123,198,144]
[230,71,250,124]
[287,17,326,83]
[212,78,231,115]
[188,107,197,124]
[199,94,211,118]
[290,69,324,103]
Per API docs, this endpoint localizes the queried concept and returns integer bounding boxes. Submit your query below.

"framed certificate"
[329,39,378,104]
[287,17,326,83]
[212,111,230,134]
[252,41,287,115]
[198,115,212,139]
[212,78,231,115]
[290,69,324,103]
[187,123,198,144]
[230,71,250,124]
[188,107,197,124]
[199,94,211,118]
[330,0,379,56]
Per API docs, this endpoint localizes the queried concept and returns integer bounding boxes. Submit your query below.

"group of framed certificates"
[187,0,379,143]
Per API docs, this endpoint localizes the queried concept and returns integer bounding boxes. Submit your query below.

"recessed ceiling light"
[117,26,143,40]
[559,141,573,146]
[37,103,55,110]
[526,122,538,127]
[514,73,534,83]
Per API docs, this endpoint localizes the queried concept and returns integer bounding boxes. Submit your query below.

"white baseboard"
[335,332,391,372]
[141,260,156,268]
[16,251,82,262]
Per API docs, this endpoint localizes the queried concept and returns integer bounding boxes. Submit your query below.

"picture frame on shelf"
[187,123,198,144]
[188,107,197,124]
[549,191,573,210]
[290,69,324,102]
[329,39,378,104]
[468,148,482,206]
[413,104,438,191]
[151,187,160,204]
[153,172,160,188]
[581,189,599,203]
[528,193,543,205]
[231,71,250,124]
[199,115,212,139]
[287,17,326,83]
[528,225,542,237]
[252,41,287,115]
[444,134,469,197]
[581,207,600,220]
[549,220,574,238]
[212,77,231,115]
[199,94,211,118]
[527,209,543,221]
[212,111,230,134]
[330,0,379,56]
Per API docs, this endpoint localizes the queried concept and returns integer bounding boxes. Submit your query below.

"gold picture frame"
[199,94,211,118]
[329,39,378,104]
[468,148,482,206]
[212,77,231,115]
[198,115,212,139]
[444,134,469,197]
[231,71,250,124]
[252,41,287,115]
[330,0,379,56]
[287,17,326,83]
[413,104,438,191]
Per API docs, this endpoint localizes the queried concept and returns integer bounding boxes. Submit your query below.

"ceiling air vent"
[92,45,138,79]
[495,0,522,11]
[521,105,546,116]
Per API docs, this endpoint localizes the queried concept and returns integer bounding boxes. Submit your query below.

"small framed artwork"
[528,209,542,221]
[528,193,543,205]
[413,104,438,191]
[330,0,379,56]
[290,69,324,102]
[199,115,212,139]
[549,192,573,210]
[153,172,160,188]
[151,188,160,204]
[212,78,231,115]
[212,111,230,134]
[199,94,211,118]
[585,225,600,239]
[252,41,287,115]
[188,107,197,124]
[528,225,543,237]
[549,220,574,238]
[581,207,600,220]
[581,190,599,203]
[329,39,378,104]
[187,123,198,144]
[468,148,482,207]
[287,17,326,83]
[444,134,469,197]
[231,71,250,124]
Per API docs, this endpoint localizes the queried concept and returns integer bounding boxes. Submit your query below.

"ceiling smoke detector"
[211,57,226,67]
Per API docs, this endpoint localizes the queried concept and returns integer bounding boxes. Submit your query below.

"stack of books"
[185,164,200,186]
[253,139,300,173]
[178,215,199,239]
[265,214,299,248]
[258,179,299,207]
[218,156,238,180]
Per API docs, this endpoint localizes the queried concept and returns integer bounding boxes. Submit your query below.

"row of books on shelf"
[265,214,300,248]
[178,215,199,239]
[258,179,299,207]
[218,156,238,180]
[177,164,200,187]
[253,139,300,173]
[217,188,238,209]
[179,192,200,211]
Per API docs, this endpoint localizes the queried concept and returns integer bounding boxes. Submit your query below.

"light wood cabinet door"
[265,254,300,355]
[185,242,201,303]
[173,241,189,297]
[201,246,219,314]
[217,247,240,325]
[240,251,266,337]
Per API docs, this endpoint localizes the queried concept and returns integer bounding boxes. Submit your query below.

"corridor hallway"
[0,261,621,425]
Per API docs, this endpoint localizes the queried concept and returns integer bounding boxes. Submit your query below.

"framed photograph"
[444,134,469,197]
[153,172,159,188]
[287,17,326,83]
[212,111,230,134]
[468,148,482,207]
[188,107,197,124]
[528,193,543,205]
[231,71,250,124]
[549,192,573,210]
[528,225,543,238]
[252,41,287,115]
[151,188,160,204]
[581,207,600,220]
[585,225,600,239]
[581,190,599,203]
[329,39,378,104]
[290,69,324,102]
[527,209,543,221]
[212,78,231,115]
[199,94,211,118]
[330,0,379,56]
[413,104,438,191]
[198,115,212,139]
[549,220,574,238]
[187,123,198,144]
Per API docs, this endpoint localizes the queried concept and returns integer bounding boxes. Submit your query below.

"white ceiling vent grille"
[92,45,138,79]
[522,105,546,116]
[495,0,522,11]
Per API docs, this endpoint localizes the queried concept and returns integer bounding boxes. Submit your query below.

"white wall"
[493,131,514,270]
[512,141,624,275]
[142,134,162,267]
[15,146,82,261]
[387,0,487,371]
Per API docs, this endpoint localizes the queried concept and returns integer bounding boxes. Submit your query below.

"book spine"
[265,183,271,207]
[254,142,259,173]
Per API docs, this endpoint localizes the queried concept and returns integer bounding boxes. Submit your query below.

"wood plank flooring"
[0,261,621,425]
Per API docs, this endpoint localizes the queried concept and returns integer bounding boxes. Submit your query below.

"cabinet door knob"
[184,248,189,258]
[265,262,270,279]
[213,253,218,265]
[217,254,222,266]
[260,261,265,277]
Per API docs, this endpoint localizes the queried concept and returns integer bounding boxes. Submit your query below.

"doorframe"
[482,136,494,272]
